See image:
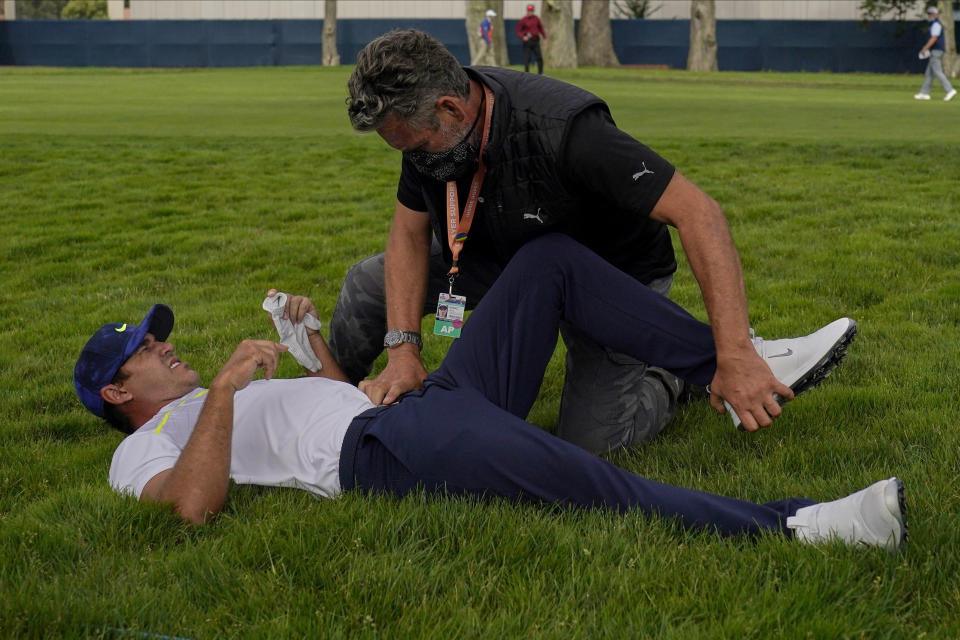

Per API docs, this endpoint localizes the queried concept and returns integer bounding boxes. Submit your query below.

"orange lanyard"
[446,84,495,277]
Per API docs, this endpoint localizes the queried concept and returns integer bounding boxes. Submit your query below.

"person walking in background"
[473,9,497,66]
[516,3,546,74]
[915,5,956,102]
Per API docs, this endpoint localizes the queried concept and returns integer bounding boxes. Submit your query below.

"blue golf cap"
[74,304,174,417]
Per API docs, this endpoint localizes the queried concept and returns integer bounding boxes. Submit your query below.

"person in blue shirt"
[915,5,956,101]
[472,9,497,66]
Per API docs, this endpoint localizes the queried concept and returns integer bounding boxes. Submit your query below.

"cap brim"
[122,304,174,365]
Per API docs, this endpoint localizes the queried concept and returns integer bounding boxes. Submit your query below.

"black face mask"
[404,112,481,182]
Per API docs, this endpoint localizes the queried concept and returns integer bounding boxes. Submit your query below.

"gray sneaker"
[787,478,907,551]
[724,318,858,428]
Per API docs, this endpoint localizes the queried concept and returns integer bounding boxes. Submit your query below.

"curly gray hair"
[347,29,471,132]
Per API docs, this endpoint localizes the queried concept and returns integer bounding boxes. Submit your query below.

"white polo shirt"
[109,377,376,500]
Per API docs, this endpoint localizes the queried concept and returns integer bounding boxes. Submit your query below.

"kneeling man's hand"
[710,346,794,432]
[359,347,427,405]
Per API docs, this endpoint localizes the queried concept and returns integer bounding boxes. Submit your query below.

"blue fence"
[611,19,934,73]
[0,18,937,73]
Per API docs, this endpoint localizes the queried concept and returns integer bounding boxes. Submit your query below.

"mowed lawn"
[2,64,960,638]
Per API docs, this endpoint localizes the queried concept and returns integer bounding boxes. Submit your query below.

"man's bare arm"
[358,200,432,405]
[650,171,792,431]
[140,340,287,524]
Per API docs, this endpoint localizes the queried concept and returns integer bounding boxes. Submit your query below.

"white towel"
[262,292,323,372]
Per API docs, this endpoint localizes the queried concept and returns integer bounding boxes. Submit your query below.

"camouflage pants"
[329,238,683,455]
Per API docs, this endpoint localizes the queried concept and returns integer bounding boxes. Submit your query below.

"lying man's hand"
[211,340,288,393]
[359,346,427,405]
[265,289,321,336]
[709,345,794,432]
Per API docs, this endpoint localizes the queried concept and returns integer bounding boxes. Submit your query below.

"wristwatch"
[383,329,423,351]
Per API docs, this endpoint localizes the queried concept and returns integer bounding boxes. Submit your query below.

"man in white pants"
[915,5,957,102]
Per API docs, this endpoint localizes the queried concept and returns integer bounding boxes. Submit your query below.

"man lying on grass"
[74,235,905,549]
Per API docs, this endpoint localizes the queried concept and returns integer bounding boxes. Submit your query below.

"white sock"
[262,292,323,372]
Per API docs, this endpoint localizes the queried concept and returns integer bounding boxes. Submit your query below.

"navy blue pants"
[339,234,814,537]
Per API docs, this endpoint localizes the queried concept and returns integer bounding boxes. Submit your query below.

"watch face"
[384,329,402,348]
[384,329,422,349]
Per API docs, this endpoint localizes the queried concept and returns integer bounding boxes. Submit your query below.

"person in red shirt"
[516,3,546,74]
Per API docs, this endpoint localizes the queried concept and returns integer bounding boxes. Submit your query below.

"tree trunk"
[322,0,340,66]
[491,0,508,66]
[466,0,484,65]
[687,0,718,72]
[578,0,620,67]
[939,0,959,78]
[542,0,578,69]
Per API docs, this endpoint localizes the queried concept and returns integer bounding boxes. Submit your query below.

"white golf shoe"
[787,477,907,551]
[724,317,858,428]
[945,89,957,102]
[914,93,931,100]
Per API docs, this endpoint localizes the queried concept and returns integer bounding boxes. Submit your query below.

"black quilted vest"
[419,67,676,284]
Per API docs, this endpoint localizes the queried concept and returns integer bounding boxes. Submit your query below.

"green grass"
[2,64,960,638]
